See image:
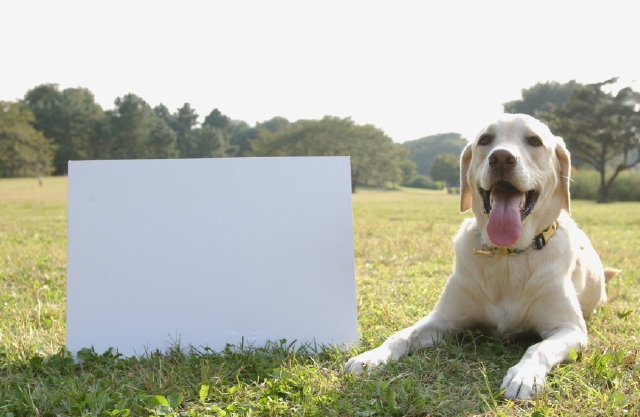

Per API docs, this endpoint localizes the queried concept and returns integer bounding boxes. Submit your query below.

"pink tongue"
[487,188,522,247]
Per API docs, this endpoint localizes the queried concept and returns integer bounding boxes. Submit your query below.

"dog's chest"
[475,257,541,336]
[485,299,535,337]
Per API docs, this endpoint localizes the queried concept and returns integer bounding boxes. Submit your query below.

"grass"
[1,177,639,416]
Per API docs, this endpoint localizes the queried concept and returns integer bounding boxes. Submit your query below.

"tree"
[192,125,237,158]
[154,103,173,126]
[401,133,466,176]
[399,158,417,186]
[24,84,107,174]
[170,103,199,158]
[250,116,406,192]
[203,108,231,130]
[503,80,582,117]
[0,101,56,177]
[228,116,289,157]
[542,78,640,202]
[229,121,258,156]
[257,116,290,133]
[429,153,460,189]
[198,108,238,157]
[108,94,178,159]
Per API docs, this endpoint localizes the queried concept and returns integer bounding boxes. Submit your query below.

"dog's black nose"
[489,149,517,168]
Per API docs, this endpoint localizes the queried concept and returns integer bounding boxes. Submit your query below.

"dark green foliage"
[202,108,231,130]
[257,116,290,133]
[153,103,172,126]
[251,116,407,192]
[24,84,107,174]
[503,80,582,117]
[170,103,199,158]
[0,101,56,177]
[198,108,238,157]
[401,132,466,176]
[20,84,244,164]
[107,94,178,160]
[167,105,237,158]
[398,158,417,186]
[228,117,290,157]
[429,152,460,187]
[193,125,236,158]
[229,121,258,156]
[405,174,443,190]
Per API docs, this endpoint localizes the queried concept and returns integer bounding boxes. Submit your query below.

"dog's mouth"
[480,181,539,247]
[481,181,539,217]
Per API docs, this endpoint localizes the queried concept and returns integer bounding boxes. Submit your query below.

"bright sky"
[3,0,638,143]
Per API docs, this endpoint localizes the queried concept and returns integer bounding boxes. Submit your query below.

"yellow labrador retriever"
[345,114,618,399]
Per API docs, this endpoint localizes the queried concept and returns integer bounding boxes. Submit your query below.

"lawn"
[1,177,638,416]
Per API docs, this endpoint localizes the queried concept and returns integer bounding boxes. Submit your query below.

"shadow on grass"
[1,339,351,416]
[14,331,627,416]
[340,331,544,416]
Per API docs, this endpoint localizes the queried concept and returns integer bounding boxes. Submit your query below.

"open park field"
[1,176,638,416]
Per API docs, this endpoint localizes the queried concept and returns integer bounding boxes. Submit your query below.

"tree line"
[19,84,239,175]
[1,84,419,192]
[2,79,639,200]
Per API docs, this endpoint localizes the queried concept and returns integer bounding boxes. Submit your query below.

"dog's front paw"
[344,347,390,375]
[500,362,546,399]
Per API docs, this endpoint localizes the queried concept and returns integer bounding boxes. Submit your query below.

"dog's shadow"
[358,331,544,413]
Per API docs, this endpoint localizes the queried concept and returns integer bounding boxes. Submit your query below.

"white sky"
[2,0,638,143]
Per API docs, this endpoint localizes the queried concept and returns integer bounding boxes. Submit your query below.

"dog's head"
[459,114,571,248]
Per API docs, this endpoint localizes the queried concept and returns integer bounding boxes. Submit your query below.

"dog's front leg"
[344,311,451,374]
[501,325,587,399]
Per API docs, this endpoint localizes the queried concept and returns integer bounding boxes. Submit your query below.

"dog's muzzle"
[480,148,539,246]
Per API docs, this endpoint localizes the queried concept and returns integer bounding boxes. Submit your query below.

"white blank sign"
[66,157,358,357]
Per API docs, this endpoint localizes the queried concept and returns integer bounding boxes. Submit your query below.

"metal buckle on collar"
[534,233,546,250]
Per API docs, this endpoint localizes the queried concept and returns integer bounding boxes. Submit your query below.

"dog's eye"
[478,135,493,146]
[527,136,543,147]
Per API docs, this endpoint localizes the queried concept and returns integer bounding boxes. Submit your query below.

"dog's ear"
[555,136,571,213]
[460,143,473,212]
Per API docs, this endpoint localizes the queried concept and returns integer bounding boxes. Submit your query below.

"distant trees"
[15,84,241,176]
[170,103,199,158]
[165,104,236,159]
[10,79,638,204]
[24,84,107,174]
[257,116,290,134]
[0,101,56,177]
[542,78,640,203]
[401,133,467,176]
[503,80,582,117]
[251,116,406,192]
[107,94,178,160]
[429,153,460,188]
[229,121,258,157]
[196,108,237,158]
[4,83,473,186]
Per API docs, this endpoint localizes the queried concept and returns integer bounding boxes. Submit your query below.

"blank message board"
[67,157,358,357]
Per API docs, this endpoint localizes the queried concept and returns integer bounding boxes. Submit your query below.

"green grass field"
[1,177,638,416]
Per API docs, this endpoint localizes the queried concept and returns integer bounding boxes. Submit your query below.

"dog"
[344,114,619,399]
